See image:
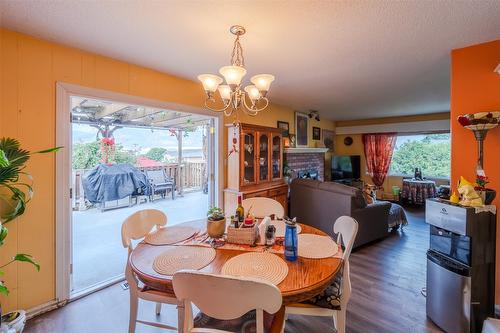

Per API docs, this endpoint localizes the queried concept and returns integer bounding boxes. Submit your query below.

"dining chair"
[284,216,359,333]
[242,197,285,219]
[173,270,285,333]
[121,209,181,333]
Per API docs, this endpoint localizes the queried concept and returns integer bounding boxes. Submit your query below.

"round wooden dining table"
[130,219,342,305]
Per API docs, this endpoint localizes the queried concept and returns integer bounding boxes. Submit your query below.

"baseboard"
[26,299,67,320]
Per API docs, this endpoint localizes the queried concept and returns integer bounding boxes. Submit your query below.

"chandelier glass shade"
[197,25,275,117]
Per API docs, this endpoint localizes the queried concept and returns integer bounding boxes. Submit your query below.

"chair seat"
[194,307,285,333]
[302,266,343,310]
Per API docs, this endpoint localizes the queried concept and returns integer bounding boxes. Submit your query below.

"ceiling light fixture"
[198,25,275,118]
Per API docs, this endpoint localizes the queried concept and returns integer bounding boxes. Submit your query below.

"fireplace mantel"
[284,147,329,154]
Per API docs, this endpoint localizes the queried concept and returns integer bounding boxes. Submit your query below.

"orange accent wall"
[450,39,500,302]
[0,28,335,311]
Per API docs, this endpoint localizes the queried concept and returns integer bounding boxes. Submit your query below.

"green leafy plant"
[207,206,225,221]
[0,137,60,295]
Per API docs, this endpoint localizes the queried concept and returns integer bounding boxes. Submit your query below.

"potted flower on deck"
[0,138,60,332]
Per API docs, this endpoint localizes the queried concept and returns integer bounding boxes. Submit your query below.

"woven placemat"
[145,226,199,245]
[152,246,216,276]
[298,234,338,259]
[221,252,289,285]
[269,220,302,238]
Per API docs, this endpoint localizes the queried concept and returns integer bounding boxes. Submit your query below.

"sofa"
[290,179,391,248]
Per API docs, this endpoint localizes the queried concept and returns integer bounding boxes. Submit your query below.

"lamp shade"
[244,85,261,102]
[218,85,231,101]
[219,65,247,86]
[198,74,223,92]
[250,74,275,92]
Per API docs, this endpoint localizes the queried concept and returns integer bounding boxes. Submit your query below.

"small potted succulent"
[206,206,226,239]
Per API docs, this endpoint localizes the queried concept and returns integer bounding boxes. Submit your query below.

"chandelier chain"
[231,35,245,67]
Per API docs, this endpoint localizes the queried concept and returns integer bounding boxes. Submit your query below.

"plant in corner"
[0,138,60,331]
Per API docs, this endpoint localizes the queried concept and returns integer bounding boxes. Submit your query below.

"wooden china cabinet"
[224,123,288,215]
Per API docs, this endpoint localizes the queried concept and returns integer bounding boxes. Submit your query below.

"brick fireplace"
[284,148,328,181]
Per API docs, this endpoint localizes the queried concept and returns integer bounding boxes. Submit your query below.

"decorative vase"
[478,189,496,205]
[1,310,26,333]
[207,218,226,239]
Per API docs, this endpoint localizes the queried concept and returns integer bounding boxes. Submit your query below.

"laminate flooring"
[25,206,443,333]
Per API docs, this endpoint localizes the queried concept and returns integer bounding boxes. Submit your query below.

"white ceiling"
[1,1,500,121]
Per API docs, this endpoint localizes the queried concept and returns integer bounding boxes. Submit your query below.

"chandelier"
[198,25,275,117]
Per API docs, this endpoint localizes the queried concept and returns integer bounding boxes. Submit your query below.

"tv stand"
[333,179,364,189]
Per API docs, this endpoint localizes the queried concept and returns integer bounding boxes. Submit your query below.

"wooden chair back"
[242,197,285,219]
[121,209,167,251]
[173,270,282,333]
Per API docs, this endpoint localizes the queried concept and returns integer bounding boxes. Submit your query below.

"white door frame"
[55,82,224,302]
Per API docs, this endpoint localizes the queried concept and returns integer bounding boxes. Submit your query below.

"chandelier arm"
[204,98,232,113]
[242,94,269,115]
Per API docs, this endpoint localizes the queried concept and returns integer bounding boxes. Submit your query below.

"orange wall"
[450,39,500,303]
[0,28,335,311]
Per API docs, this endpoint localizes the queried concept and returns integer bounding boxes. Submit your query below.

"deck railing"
[73,162,207,210]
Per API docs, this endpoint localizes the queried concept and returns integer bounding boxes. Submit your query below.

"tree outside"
[145,147,167,161]
[390,134,450,178]
[72,141,136,169]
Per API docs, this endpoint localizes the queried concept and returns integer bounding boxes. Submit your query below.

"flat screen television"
[331,155,361,180]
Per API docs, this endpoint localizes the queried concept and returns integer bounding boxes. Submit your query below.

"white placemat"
[269,220,302,238]
[152,246,216,275]
[221,252,289,285]
[145,226,199,245]
[298,234,338,259]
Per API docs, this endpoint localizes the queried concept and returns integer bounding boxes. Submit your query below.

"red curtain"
[362,133,397,187]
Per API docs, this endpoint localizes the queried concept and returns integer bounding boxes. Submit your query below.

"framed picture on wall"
[295,112,308,147]
[323,129,335,152]
[312,127,321,140]
[277,121,290,137]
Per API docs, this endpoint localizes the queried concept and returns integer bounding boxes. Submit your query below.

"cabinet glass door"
[272,134,282,180]
[258,132,269,182]
[242,131,256,185]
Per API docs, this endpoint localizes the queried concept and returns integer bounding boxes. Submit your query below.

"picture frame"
[295,112,308,147]
[289,134,296,148]
[322,129,335,152]
[277,121,290,137]
[312,127,321,140]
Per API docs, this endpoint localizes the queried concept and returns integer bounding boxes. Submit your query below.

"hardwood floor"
[25,206,443,333]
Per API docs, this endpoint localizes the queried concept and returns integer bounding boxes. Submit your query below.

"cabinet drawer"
[269,186,287,197]
[244,190,268,199]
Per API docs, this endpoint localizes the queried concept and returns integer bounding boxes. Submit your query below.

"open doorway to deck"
[56,85,222,300]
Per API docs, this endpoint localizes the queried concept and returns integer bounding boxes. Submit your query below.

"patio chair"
[145,169,175,201]
[284,216,359,333]
[121,209,182,333]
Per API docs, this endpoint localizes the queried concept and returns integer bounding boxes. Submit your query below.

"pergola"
[70,96,211,195]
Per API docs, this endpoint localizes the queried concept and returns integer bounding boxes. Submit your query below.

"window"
[389,133,450,178]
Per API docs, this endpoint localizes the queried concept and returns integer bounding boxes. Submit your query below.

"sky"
[72,123,204,152]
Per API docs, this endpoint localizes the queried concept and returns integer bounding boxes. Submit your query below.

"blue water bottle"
[284,217,298,261]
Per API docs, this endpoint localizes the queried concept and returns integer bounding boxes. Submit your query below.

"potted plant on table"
[206,207,226,240]
[0,138,60,332]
